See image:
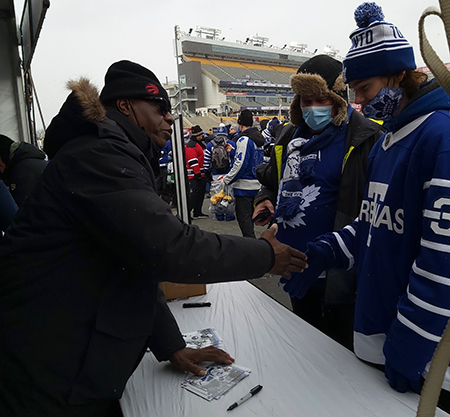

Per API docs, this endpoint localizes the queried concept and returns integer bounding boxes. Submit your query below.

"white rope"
[419,0,450,96]
[417,3,450,414]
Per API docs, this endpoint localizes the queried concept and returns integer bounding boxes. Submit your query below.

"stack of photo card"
[182,328,224,350]
[181,363,251,401]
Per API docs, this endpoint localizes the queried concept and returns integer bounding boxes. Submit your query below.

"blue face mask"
[301,105,333,132]
[362,87,404,121]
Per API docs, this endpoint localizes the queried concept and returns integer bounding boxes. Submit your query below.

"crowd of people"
[155,110,286,231]
[1,1,450,415]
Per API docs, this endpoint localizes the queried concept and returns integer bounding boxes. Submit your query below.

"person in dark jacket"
[0,60,307,417]
[222,109,265,238]
[252,55,383,350]
[0,134,48,205]
[0,180,17,234]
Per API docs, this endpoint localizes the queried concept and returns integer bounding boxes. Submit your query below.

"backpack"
[211,139,230,171]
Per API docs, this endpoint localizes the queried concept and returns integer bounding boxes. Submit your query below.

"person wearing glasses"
[0,60,307,416]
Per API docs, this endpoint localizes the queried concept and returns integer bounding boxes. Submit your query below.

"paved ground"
[186,198,293,311]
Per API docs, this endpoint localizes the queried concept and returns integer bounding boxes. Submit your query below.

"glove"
[384,361,423,394]
[194,172,202,179]
[280,240,335,299]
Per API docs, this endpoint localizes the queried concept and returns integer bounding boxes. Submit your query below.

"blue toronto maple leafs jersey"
[325,84,450,386]
[223,128,264,197]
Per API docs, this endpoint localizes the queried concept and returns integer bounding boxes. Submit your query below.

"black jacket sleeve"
[146,288,186,361]
[61,136,274,283]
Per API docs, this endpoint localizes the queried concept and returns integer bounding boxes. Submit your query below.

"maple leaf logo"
[300,185,321,210]
[276,184,321,229]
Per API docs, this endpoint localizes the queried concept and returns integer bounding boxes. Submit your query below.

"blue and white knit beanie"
[267,117,280,132]
[343,2,416,84]
[215,125,229,140]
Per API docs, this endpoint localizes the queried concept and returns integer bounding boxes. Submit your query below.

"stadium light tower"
[195,26,222,40]
[289,42,307,53]
[323,45,340,57]
[249,34,269,47]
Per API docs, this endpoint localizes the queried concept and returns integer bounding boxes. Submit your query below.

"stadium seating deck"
[185,56,295,84]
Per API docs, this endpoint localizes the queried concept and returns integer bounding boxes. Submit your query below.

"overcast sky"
[13,0,449,129]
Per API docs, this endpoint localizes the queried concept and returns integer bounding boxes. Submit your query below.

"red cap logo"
[146,83,159,95]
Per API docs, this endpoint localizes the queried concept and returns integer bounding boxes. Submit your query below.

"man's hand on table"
[260,224,308,280]
[169,346,234,376]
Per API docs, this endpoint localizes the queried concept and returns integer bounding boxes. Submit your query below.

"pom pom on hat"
[354,2,384,28]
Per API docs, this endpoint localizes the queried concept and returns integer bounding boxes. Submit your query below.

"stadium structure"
[165,26,342,132]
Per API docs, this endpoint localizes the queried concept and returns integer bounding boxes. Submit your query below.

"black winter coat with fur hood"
[0,78,274,411]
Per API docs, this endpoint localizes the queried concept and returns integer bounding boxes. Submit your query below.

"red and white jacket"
[185,138,206,180]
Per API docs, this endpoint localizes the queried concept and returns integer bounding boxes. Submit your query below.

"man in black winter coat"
[0,61,307,417]
[0,134,48,205]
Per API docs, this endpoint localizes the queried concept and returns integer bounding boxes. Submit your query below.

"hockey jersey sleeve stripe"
[421,238,450,253]
[423,209,441,220]
[397,311,441,343]
[187,158,199,167]
[412,261,450,286]
[407,285,450,317]
[423,178,450,190]
[343,223,357,236]
[204,149,211,170]
[332,232,354,269]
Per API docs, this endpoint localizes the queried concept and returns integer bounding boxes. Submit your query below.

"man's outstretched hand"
[260,224,308,279]
[169,346,234,376]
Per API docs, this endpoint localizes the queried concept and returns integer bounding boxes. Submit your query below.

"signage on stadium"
[240,106,290,111]
[220,80,289,88]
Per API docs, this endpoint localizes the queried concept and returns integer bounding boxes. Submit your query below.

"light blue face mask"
[362,87,404,121]
[301,105,333,132]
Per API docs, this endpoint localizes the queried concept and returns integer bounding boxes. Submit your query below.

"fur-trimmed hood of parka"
[44,78,106,159]
[289,72,348,128]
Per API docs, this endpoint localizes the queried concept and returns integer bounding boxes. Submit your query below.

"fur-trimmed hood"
[44,77,161,173]
[289,72,348,128]
[44,78,107,159]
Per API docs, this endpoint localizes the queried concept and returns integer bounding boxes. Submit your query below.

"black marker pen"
[227,385,263,411]
[182,302,211,308]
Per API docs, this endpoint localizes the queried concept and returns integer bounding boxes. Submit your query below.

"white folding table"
[121,281,448,417]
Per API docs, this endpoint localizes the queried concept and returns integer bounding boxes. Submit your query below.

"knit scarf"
[275,124,342,224]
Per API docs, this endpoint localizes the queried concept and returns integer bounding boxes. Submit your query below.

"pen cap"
[250,385,263,395]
